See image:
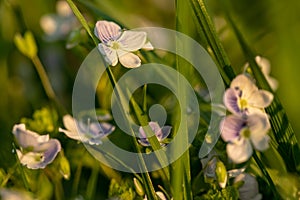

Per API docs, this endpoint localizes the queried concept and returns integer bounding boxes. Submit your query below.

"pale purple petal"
[94,20,121,43]
[89,122,115,137]
[223,88,241,114]
[220,115,244,142]
[226,138,253,164]
[247,114,271,142]
[251,135,270,151]
[36,139,61,168]
[159,126,172,141]
[12,124,40,148]
[98,43,118,66]
[117,31,147,52]
[248,90,273,108]
[118,52,141,68]
[234,173,261,200]
[17,150,45,169]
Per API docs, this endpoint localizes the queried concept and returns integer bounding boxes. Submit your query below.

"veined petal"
[117,30,147,52]
[159,126,172,141]
[231,74,257,99]
[226,138,253,164]
[98,44,118,66]
[12,124,39,148]
[62,115,78,133]
[223,88,240,114]
[248,90,273,108]
[220,115,244,142]
[58,128,82,141]
[36,139,61,168]
[94,20,121,43]
[248,113,270,140]
[118,52,141,68]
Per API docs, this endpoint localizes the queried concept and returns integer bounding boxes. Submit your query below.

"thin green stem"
[72,163,82,197]
[0,163,18,187]
[67,1,158,199]
[31,56,58,102]
[142,84,147,113]
[86,167,99,200]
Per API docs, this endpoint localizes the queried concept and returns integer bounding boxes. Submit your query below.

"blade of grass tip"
[142,84,147,113]
[66,0,98,46]
[223,3,300,172]
[189,0,236,85]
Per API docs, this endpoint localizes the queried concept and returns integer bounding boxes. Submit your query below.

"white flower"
[94,20,153,68]
[224,74,273,115]
[59,115,115,145]
[244,56,278,91]
[138,122,171,147]
[220,114,270,164]
[234,173,262,200]
[12,124,61,169]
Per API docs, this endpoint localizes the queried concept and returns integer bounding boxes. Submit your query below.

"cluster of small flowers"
[11,20,161,170]
[220,72,274,163]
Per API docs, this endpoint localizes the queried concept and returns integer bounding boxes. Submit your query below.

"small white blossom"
[12,124,61,169]
[220,113,270,163]
[94,20,153,68]
[59,115,115,145]
[224,74,273,115]
[138,122,171,147]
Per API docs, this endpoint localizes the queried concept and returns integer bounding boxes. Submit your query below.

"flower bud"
[215,160,227,188]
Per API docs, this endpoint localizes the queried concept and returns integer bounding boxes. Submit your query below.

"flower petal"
[17,151,45,169]
[142,41,154,50]
[62,115,78,133]
[231,74,257,99]
[98,43,118,66]
[226,138,253,164]
[248,113,270,145]
[223,88,240,114]
[118,52,141,68]
[37,139,61,167]
[159,126,172,141]
[220,115,244,142]
[234,173,261,200]
[117,30,147,52]
[255,56,271,75]
[94,20,121,43]
[248,90,273,108]
[12,124,40,148]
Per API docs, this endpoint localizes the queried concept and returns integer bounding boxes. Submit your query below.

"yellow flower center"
[110,41,120,50]
[238,98,248,110]
[241,127,251,138]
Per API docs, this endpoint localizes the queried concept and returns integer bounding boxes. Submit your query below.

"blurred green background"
[1,0,300,169]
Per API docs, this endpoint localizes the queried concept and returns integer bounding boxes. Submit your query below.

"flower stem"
[86,167,99,200]
[67,1,158,199]
[31,56,57,101]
